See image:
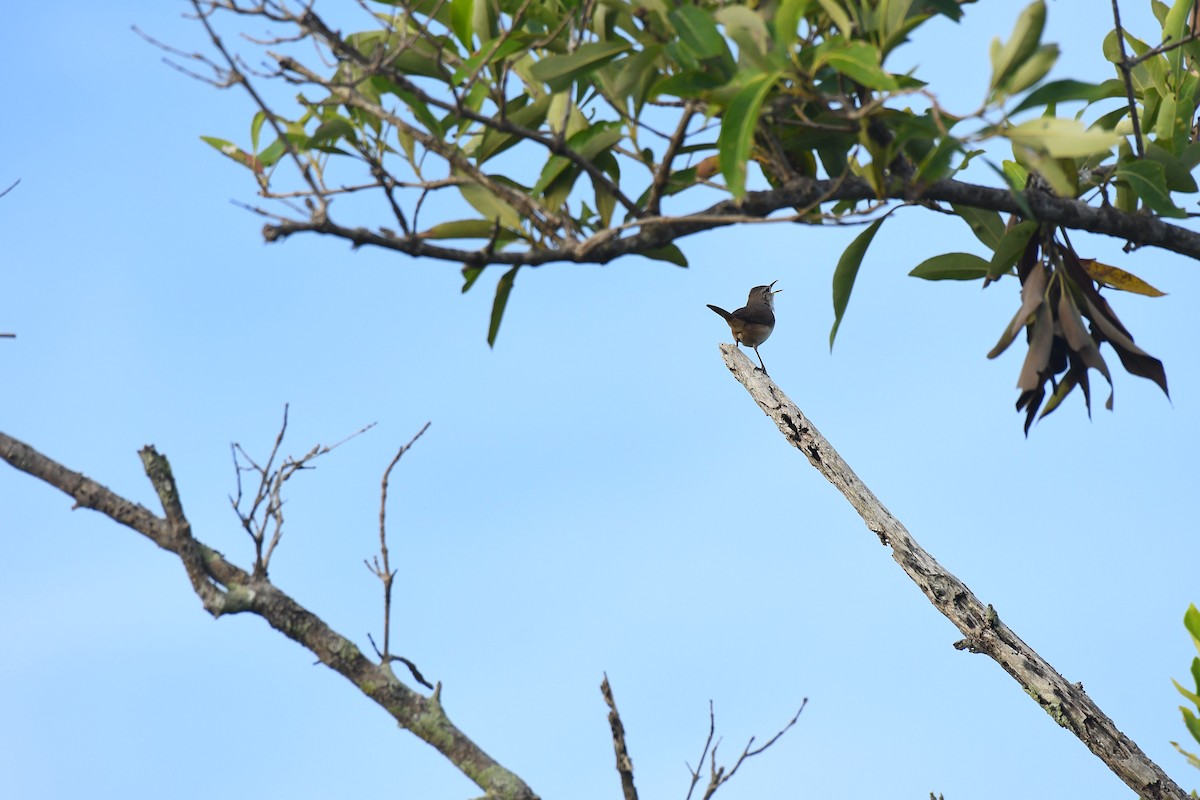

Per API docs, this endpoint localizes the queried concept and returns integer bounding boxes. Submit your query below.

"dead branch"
[230,404,374,576]
[716,343,1187,800]
[367,421,431,664]
[601,674,639,800]
[684,698,807,800]
[0,427,537,800]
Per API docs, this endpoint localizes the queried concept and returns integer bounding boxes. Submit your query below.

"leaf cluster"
[192,0,1196,428]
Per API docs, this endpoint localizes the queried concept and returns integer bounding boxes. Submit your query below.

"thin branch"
[231,405,375,576]
[369,421,432,659]
[601,674,639,800]
[1110,0,1146,158]
[367,633,434,689]
[0,427,535,800]
[647,102,696,216]
[262,174,1200,266]
[715,343,1187,800]
[0,178,19,198]
[187,1,329,209]
[683,699,805,800]
[1127,28,1200,67]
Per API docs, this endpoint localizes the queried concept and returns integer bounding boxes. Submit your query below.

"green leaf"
[996,43,1059,97]
[308,118,356,148]
[988,219,1038,278]
[1012,78,1125,114]
[989,1,1045,94]
[451,0,474,47]
[824,41,898,90]
[1186,604,1200,643]
[1145,142,1199,192]
[421,219,506,239]
[201,135,266,172]
[816,0,853,36]
[669,5,729,61]
[719,70,782,197]
[999,159,1027,187]
[951,204,1006,250]
[1163,0,1192,85]
[643,244,689,266]
[715,6,773,62]
[774,0,812,55]
[830,218,884,349]
[530,40,631,85]
[1005,117,1121,158]
[250,111,267,154]
[256,138,287,169]
[533,122,624,195]
[488,266,519,347]
[457,178,524,230]
[1116,159,1187,217]
[909,252,993,280]
[462,265,484,293]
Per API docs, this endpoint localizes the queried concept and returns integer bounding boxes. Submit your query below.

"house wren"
[707,281,781,374]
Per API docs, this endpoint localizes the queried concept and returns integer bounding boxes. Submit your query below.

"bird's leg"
[752,346,769,375]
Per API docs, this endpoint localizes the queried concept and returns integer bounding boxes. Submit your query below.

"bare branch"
[369,421,432,659]
[683,699,805,800]
[0,427,535,800]
[716,343,1187,800]
[1110,0,1146,158]
[230,404,375,577]
[601,674,639,800]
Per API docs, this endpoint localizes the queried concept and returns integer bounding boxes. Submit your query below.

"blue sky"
[3,2,1199,798]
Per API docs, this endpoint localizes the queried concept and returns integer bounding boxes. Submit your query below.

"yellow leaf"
[1079,259,1167,296]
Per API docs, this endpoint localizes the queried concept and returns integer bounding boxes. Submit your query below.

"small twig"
[367,633,434,689]
[684,702,717,800]
[0,178,19,198]
[685,699,806,800]
[647,101,696,216]
[368,421,431,658]
[1127,29,1200,67]
[230,405,376,576]
[1110,0,1146,158]
[601,674,639,800]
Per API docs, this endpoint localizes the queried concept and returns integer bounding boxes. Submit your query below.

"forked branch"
[0,427,537,800]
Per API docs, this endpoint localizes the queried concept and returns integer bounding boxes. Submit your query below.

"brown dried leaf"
[1080,293,1170,399]
[1057,288,1113,410]
[988,265,1047,359]
[1017,300,1054,391]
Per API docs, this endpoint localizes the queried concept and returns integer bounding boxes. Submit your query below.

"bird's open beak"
[769,280,782,294]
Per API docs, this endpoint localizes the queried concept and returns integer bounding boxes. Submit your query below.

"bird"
[707,282,781,374]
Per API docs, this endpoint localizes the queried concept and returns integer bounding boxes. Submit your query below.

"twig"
[367,421,431,659]
[1110,0,1146,158]
[684,699,806,800]
[647,102,696,216]
[716,343,1187,800]
[231,405,375,576]
[601,674,639,800]
[367,633,434,689]
[0,178,19,198]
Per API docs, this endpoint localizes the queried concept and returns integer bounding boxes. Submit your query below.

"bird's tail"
[706,304,733,322]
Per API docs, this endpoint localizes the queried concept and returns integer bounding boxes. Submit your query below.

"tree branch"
[714,344,1186,800]
[601,674,639,800]
[261,174,1200,267]
[0,429,539,800]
